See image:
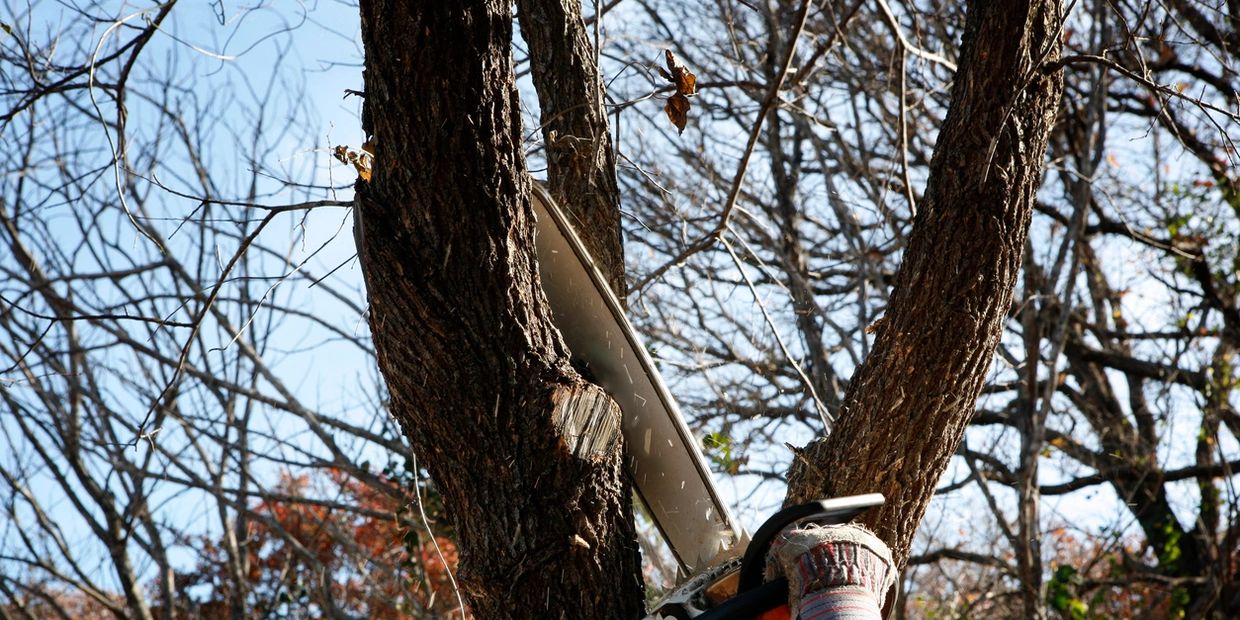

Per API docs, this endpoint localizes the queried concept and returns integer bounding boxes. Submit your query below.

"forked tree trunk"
[355,0,1065,616]
[354,2,643,618]
[785,0,1065,594]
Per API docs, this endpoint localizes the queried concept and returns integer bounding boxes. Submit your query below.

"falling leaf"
[660,49,697,134]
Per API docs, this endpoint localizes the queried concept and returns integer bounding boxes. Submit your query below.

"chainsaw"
[530,184,884,618]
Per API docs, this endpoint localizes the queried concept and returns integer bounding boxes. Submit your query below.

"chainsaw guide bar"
[530,184,748,575]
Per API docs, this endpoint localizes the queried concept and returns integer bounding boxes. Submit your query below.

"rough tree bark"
[785,0,1065,593]
[354,1,643,618]
[355,0,1066,615]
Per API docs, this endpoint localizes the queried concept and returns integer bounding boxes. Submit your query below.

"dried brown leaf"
[333,144,373,183]
[661,50,697,134]
[665,93,691,134]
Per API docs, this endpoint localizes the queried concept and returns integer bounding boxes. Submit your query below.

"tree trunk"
[785,0,1065,586]
[354,2,643,618]
[515,0,626,299]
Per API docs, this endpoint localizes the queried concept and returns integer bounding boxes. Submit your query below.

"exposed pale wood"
[552,381,622,460]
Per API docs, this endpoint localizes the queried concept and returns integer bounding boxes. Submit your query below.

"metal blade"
[530,184,748,574]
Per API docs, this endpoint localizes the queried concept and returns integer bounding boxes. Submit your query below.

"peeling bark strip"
[354,1,644,618]
[785,0,1065,579]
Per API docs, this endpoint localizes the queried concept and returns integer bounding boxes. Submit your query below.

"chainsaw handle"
[694,578,787,620]
[665,494,885,620]
[737,494,885,593]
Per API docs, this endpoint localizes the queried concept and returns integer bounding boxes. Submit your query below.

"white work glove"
[764,524,895,620]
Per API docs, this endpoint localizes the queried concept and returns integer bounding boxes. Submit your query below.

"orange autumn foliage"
[168,468,467,618]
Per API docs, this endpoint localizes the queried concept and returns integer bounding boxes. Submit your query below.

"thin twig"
[135,210,278,444]
[721,234,833,431]
[897,48,918,217]
[1051,53,1240,122]
[631,0,814,294]
[874,0,958,72]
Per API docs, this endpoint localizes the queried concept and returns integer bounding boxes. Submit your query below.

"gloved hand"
[764,524,895,620]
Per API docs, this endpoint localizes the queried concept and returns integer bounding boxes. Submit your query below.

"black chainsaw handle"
[694,578,787,620]
[698,493,885,620]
